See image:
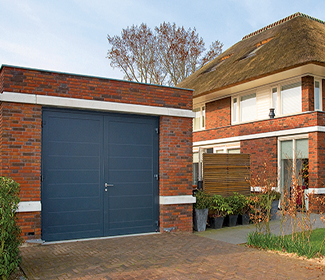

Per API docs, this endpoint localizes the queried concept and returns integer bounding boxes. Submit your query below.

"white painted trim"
[159,195,196,205]
[43,231,160,245]
[0,91,195,118]
[194,126,325,147]
[307,188,325,195]
[17,201,41,212]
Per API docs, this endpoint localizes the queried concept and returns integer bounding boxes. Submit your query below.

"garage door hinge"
[40,175,43,182]
[154,174,159,181]
[155,128,159,134]
[41,120,46,128]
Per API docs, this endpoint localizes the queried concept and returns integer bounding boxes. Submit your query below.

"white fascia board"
[194,126,325,147]
[0,91,195,118]
[160,195,196,205]
[17,201,41,212]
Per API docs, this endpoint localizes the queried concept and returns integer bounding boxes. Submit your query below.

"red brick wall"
[0,102,42,239]
[194,111,323,143]
[159,116,193,232]
[159,204,193,232]
[241,137,277,184]
[1,66,191,110]
[206,97,231,129]
[309,132,325,189]
[302,76,314,112]
[0,66,194,239]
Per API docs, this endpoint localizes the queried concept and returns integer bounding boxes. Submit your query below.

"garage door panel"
[109,207,153,223]
[42,108,158,241]
[108,122,154,145]
[107,183,153,196]
[108,171,152,183]
[108,145,152,157]
[46,170,100,184]
[46,197,100,212]
[45,210,101,227]
[109,195,153,209]
[46,156,100,170]
[108,157,152,170]
[46,183,100,198]
[47,116,101,143]
[47,142,100,157]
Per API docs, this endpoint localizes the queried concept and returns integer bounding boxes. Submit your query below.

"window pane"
[240,93,256,122]
[233,98,237,122]
[281,140,293,159]
[202,107,205,128]
[193,152,199,163]
[193,163,199,185]
[315,81,320,110]
[227,148,240,154]
[281,82,301,115]
[193,108,201,130]
[206,148,213,154]
[296,139,308,159]
[272,88,277,114]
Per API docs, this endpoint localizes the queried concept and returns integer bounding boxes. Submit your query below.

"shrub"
[194,190,212,209]
[209,195,233,217]
[0,177,22,280]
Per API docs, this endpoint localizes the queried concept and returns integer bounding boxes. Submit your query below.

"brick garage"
[0,65,194,241]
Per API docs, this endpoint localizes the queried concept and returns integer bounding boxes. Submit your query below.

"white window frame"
[314,79,322,111]
[231,92,257,124]
[277,134,309,191]
[193,106,205,131]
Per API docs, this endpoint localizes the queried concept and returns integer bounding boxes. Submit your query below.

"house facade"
[178,13,325,196]
[0,65,195,241]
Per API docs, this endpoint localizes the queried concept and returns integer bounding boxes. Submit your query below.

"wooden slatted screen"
[203,153,250,196]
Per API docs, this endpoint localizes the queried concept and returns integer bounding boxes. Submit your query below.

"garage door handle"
[105,183,114,187]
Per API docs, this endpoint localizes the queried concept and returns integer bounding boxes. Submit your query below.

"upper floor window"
[315,80,322,111]
[281,82,301,115]
[232,93,256,123]
[193,106,205,131]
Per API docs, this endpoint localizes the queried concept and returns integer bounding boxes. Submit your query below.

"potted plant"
[225,193,242,227]
[269,190,281,220]
[236,193,251,225]
[209,195,233,229]
[193,191,212,232]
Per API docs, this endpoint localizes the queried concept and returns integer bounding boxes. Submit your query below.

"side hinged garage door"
[41,108,159,242]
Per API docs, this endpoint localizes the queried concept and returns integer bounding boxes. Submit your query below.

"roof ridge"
[242,12,325,41]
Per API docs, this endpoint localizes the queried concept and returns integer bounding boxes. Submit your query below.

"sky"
[1,0,325,81]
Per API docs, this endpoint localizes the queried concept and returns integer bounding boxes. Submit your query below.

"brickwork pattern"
[302,75,314,112]
[159,116,193,232]
[309,132,325,189]
[206,97,231,129]
[20,234,325,279]
[1,66,191,110]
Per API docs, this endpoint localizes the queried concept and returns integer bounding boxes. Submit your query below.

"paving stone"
[20,233,325,279]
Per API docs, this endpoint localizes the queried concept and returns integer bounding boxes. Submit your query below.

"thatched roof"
[178,13,325,97]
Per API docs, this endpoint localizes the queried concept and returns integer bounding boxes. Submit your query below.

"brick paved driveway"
[20,233,324,279]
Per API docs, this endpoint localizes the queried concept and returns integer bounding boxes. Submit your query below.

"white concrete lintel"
[17,201,41,212]
[160,195,196,205]
[307,188,325,195]
[0,91,195,118]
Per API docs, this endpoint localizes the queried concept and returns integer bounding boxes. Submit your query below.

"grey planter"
[271,200,279,220]
[240,213,250,225]
[227,214,238,227]
[193,208,208,232]
[210,216,224,229]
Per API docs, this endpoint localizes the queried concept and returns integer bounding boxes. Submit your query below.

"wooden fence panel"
[203,153,250,196]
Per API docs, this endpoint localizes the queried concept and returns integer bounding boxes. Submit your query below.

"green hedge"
[0,177,22,280]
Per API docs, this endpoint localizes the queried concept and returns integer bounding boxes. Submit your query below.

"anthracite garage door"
[41,108,159,242]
